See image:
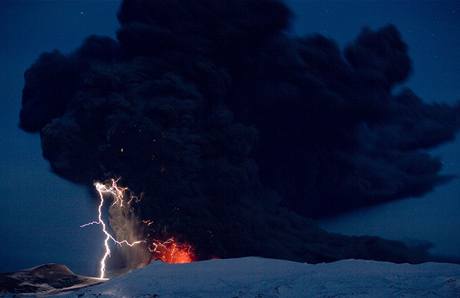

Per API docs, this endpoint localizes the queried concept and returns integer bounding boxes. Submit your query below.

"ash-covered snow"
[66,257,460,298]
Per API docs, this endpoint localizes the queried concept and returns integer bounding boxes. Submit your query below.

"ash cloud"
[20,0,459,263]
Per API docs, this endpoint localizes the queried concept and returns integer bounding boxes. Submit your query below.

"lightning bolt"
[81,179,144,279]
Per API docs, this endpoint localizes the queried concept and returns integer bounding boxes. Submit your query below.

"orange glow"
[150,238,195,264]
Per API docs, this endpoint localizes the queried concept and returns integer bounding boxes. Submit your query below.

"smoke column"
[19,0,459,265]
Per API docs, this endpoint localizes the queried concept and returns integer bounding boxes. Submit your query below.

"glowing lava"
[150,238,195,264]
[81,179,144,279]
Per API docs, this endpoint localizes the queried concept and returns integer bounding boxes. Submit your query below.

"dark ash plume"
[20,0,459,264]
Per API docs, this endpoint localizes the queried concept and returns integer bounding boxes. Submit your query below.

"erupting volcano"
[81,179,194,279]
[18,0,460,266]
[3,0,460,296]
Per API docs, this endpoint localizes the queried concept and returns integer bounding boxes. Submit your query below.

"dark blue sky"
[0,0,120,275]
[0,0,459,275]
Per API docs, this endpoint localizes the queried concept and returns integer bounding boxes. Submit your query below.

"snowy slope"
[0,264,103,296]
[67,257,460,298]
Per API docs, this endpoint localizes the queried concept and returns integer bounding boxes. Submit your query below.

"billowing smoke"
[107,196,149,271]
[20,0,459,264]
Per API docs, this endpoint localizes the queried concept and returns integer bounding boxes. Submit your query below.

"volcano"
[18,0,460,269]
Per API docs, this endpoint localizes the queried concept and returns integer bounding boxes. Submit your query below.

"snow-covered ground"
[65,257,460,298]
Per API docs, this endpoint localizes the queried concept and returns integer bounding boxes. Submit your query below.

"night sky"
[1,0,459,276]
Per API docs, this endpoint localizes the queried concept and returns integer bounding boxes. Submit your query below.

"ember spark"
[150,238,195,264]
